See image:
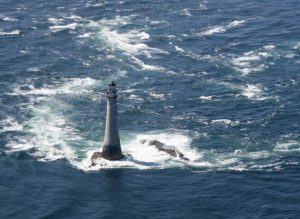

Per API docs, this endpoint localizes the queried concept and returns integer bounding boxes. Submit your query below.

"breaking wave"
[198,20,246,36]
[209,80,273,101]
[240,84,269,100]
[229,48,272,76]
[0,30,20,36]
[2,17,18,22]
[0,117,23,133]
[50,23,78,32]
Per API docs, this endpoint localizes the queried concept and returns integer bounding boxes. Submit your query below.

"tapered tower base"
[101,145,124,160]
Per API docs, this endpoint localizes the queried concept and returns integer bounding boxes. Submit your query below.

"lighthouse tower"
[101,81,124,160]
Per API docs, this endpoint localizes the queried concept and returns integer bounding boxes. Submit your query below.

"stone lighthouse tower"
[101,81,124,160]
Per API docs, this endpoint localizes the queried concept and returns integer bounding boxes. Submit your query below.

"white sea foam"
[95,26,165,56]
[274,141,300,152]
[84,1,106,8]
[5,78,101,162]
[149,20,167,25]
[0,30,20,36]
[199,26,226,36]
[48,17,65,24]
[198,20,245,36]
[2,17,18,22]
[210,140,300,171]
[83,16,167,71]
[130,56,165,72]
[148,91,166,100]
[10,77,99,97]
[199,1,208,10]
[175,45,184,53]
[78,32,92,38]
[27,67,41,73]
[120,89,136,94]
[212,80,271,101]
[219,82,271,101]
[211,119,239,126]
[190,148,278,171]
[180,9,192,17]
[228,43,291,75]
[174,45,215,62]
[50,23,78,32]
[5,101,77,162]
[20,50,29,54]
[128,94,144,102]
[292,42,300,50]
[263,44,275,50]
[94,15,132,26]
[199,95,214,101]
[211,119,232,125]
[229,42,298,75]
[284,53,296,59]
[227,20,246,27]
[230,49,271,75]
[64,15,83,21]
[0,117,23,133]
[241,84,267,100]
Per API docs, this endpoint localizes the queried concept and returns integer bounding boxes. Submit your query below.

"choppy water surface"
[0,0,299,218]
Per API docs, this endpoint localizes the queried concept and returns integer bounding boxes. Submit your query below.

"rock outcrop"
[90,139,189,167]
[141,139,189,161]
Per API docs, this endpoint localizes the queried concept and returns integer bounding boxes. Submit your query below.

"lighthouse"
[101,81,124,160]
[90,81,188,166]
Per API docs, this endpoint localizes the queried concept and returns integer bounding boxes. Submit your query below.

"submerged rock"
[141,139,189,161]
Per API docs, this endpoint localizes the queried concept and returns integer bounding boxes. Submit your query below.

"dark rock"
[90,152,102,167]
[141,139,189,161]
[91,151,102,160]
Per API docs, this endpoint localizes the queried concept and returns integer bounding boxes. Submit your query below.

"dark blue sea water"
[1,0,300,218]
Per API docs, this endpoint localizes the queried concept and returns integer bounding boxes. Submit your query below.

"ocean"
[0,0,299,218]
